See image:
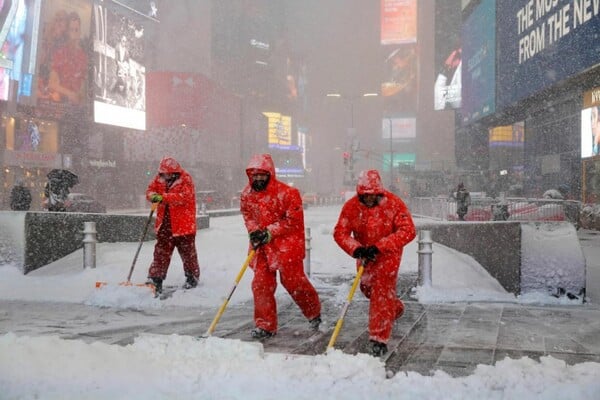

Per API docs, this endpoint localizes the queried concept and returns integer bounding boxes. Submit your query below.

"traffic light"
[343,151,350,165]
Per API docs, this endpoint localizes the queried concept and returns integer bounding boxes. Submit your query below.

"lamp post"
[389,118,394,191]
[326,92,378,130]
[326,92,378,184]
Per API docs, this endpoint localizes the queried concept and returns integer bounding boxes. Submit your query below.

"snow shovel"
[326,264,365,351]
[95,202,158,293]
[203,249,256,337]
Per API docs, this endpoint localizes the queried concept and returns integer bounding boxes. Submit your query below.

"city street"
[2,210,599,378]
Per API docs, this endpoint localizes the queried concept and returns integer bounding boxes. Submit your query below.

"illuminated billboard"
[582,107,599,158]
[461,0,496,123]
[582,87,600,158]
[381,44,417,114]
[0,0,40,103]
[3,115,61,168]
[497,0,600,109]
[271,146,304,178]
[92,3,146,130]
[382,117,416,140]
[380,0,417,45]
[434,1,462,110]
[383,152,415,173]
[35,0,92,118]
[263,112,291,147]
[262,112,303,177]
[489,122,524,147]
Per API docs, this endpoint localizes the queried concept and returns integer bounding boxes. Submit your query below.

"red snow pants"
[359,264,404,344]
[251,251,321,333]
[148,217,200,280]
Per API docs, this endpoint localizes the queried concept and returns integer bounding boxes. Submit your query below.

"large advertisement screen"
[264,112,292,147]
[380,0,417,45]
[3,115,60,168]
[271,147,304,178]
[0,0,40,103]
[582,87,600,158]
[434,1,462,110]
[381,43,417,114]
[581,106,599,158]
[36,0,92,118]
[461,0,495,123]
[382,117,416,140]
[489,121,524,147]
[92,3,146,130]
[497,0,600,109]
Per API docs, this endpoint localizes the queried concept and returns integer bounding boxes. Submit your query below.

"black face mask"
[251,176,270,191]
[161,173,180,187]
[358,194,383,208]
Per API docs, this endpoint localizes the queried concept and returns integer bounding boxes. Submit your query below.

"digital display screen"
[581,106,600,158]
[92,3,146,130]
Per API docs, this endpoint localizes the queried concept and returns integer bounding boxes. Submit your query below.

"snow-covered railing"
[407,196,581,227]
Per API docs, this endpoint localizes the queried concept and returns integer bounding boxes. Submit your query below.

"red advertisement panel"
[380,0,417,45]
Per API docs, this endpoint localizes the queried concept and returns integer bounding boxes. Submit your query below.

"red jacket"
[146,157,197,236]
[240,154,305,269]
[334,170,416,270]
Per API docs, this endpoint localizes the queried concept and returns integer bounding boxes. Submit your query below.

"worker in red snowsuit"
[145,157,200,294]
[240,153,322,338]
[334,170,416,357]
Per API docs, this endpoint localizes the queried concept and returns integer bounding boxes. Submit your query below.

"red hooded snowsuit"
[334,170,416,344]
[240,154,321,333]
[146,157,199,280]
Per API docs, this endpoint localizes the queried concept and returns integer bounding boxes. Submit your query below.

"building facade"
[455,0,600,201]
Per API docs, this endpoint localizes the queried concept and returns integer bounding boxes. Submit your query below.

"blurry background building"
[0,0,598,210]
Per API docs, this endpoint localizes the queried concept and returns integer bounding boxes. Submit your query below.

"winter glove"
[352,247,369,260]
[150,194,163,203]
[364,246,379,262]
[249,229,271,247]
[352,246,379,262]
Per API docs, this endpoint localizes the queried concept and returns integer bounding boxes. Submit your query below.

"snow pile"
[1,333,599,400]
[0,207,598,398]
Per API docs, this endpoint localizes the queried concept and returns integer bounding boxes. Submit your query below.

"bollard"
[83,221,97,269]
[417,230,433,287]
[304,227,311,277]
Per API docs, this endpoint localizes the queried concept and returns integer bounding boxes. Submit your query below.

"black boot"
[183,275,198,289]
[370,340,388,357]
[146,277,163,294]
[309,315,322,331]
[250,327,275,339]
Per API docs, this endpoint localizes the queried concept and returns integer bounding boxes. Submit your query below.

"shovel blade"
[95,281,156,295]
[119,281,156,294]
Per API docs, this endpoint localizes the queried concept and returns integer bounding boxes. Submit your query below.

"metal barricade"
[408,196,581,226]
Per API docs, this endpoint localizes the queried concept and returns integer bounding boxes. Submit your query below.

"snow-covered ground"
[1,206,598,399]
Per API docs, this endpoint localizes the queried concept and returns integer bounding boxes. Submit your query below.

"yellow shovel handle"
[327,264,365,350]
[205,249,256,336]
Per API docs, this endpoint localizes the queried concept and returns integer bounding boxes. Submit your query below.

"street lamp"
[326,92,378,186]
[326,92,378,129]
[326,92,379,186]
[388,118,394,191]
